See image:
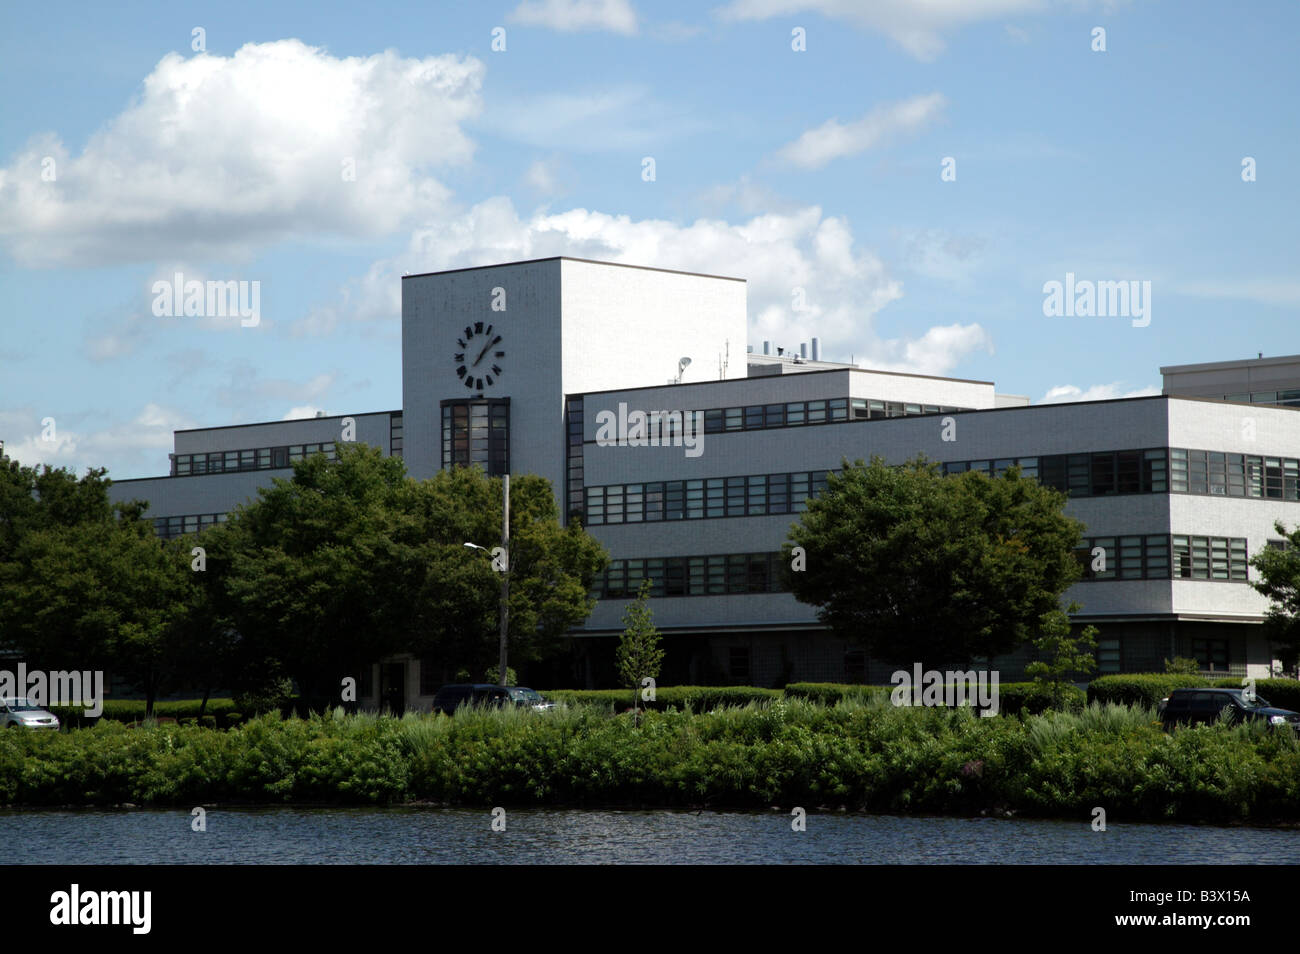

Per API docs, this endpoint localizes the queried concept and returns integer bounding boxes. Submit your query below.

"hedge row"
[46,698,242,729]
[543,686,781,712]
[782,681,1084,715]
[5,703,1300,821]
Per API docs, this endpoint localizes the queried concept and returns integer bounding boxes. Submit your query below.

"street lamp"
[463,473,510,687]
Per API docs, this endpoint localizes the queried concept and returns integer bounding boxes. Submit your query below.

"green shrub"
[1087,674,1208,707]
[782,681,1078,714]
[542,685,780,712]
[782,683,890,705]
[5,701,1300,821]
[47,698,239,726]
[233,679,296,715]
[998,682,1085,715]
[1212,677,1300,712]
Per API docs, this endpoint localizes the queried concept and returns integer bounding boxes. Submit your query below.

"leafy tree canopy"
[785,456,1085,665]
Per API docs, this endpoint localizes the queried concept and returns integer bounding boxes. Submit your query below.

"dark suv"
[1160,688,1300,732]
[431,684,555,715]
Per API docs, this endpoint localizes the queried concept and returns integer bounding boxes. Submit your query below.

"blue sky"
[1,0,1296,479]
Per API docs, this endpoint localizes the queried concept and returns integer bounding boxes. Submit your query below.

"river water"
[2,807,1296,864]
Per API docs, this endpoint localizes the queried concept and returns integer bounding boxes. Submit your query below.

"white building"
[109,258,1300,706]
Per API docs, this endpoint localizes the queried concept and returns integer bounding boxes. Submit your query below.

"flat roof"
[1160,353,1300,375]
[575,365,995,399]
[400,256,746,283]
[174,409,399,435]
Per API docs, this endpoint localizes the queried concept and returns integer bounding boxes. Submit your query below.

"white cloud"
[1038,382,1160,404]
[715,0,1052,60]
[0,403,193,478]
[508,0,639,34]
[303,196,993,377]
[0,41,483,267]
[898,228,987,282]
[774,93,946,169]
[696,175,802,216]
[481,85,705,152]
[522,157,573,198]
[283,405,327,420]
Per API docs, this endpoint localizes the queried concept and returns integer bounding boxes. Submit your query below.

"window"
[1097,639,1121,674]
[729,647,750,682]
[441,398,510,476]
[1191,638,1229,673]
[1172,535,1247,581]
[390,413,403,458]
[591,551,788,599]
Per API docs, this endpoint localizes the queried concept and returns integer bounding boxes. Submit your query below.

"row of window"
[592,552,790,600]
[153,512,228,539]
[1074,535,1249,582]
[580,446,1300,526]
[1222,390,1300,408]
[1092,637,1228,674]
[585,472,831,525]
[1171,449,1300,499]
[173,442,337,476]
[693,397,968,435]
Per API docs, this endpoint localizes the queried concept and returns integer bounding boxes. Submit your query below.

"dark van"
[431,684,556,715]
[431,684,508,715]
[1160,687,1300,732]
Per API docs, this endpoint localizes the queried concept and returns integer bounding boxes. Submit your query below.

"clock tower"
[401,257,747,509]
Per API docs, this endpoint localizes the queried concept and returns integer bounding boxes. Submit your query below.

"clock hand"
[474,335,502,366]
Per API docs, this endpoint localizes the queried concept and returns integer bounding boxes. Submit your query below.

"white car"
[0,699,60,729]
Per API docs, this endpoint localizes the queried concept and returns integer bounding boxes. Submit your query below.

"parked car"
[431,683,555,715]
[0,698,60,730]
[1160,687,1300,732]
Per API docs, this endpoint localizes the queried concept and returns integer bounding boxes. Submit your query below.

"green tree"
[615,580,664,718]
[0,459,208,714]
[207,443,607,708]
[1163,656,1201,675]
[1024,602,1098,708]
[1250,521,1300,672]
[784,456,1085,666]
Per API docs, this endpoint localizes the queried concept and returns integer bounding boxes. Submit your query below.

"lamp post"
[463,473,510,687]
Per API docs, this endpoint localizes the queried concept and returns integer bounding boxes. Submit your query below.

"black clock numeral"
[485,375,494,385]
[476,377,484,389]
[465,377,475,389]
[491,365,502,376]
[453,353,464,362]
[474,321,484,334]
[495,351,505,358]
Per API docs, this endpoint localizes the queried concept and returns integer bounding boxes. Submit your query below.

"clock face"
[453,321,506,390]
